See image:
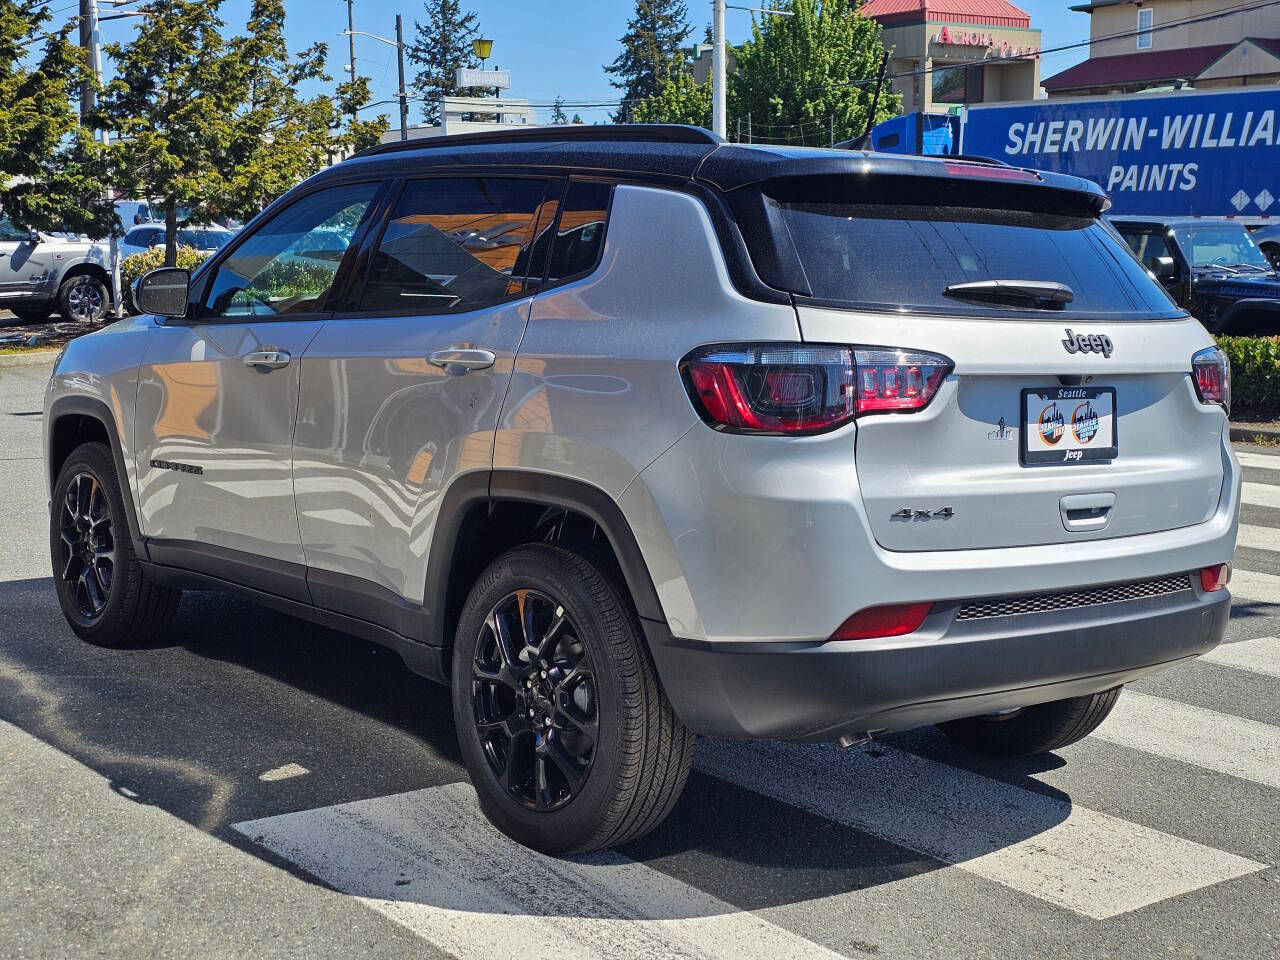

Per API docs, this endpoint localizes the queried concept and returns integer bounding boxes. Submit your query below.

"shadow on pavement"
[0,574,1079,915]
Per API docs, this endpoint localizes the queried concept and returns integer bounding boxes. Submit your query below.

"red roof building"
[1044,0,1280,97]
[861,0,1042,111]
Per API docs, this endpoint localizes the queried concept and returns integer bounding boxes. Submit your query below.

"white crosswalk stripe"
[1234,523,1280,553]
[693,740,1264,921]
[234,782,844,960]
[1092,690,1280,790]
[1235,450,1280,471]
[1203,635,1280,678]
[1226,567,1280,604]
[1242,481,1280,510]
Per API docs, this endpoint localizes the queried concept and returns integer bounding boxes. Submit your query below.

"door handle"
[429,347,496,371]
[244,349,291,370]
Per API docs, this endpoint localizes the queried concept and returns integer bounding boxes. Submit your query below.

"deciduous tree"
[731,0,900,145]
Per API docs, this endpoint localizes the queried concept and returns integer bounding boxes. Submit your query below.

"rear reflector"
[1200,563,1231,593]
[830,602,933,641]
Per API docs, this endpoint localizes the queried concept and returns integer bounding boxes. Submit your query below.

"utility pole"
[395,14,408,141]
[346,0,358,123]
[711,0,726,137]
[79,0,121,319]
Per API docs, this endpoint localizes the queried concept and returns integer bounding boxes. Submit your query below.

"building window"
[1137,8,1153,50]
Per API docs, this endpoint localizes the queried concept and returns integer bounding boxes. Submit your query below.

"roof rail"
[353,123,725,159]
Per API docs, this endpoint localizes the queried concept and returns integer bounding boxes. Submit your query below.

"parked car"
[0,214,113,322]
[45,126,1239,855]
[1250,223,1280,271]
[114,200,155,228]
[1111,217,1280,334]
[120,224,235,260]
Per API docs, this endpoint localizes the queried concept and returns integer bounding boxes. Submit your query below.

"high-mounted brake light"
[830,602,933,641]
[1191,346,1231,414]
[681,344,952,435]
[942,162,1040,183]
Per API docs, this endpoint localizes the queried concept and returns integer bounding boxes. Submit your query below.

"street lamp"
[342,17,410,142]
[473,38,493,69]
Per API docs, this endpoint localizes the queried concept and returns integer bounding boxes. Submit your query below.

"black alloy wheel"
[471,589,598,812]
[57,472,116,620]
[50,442,181,645]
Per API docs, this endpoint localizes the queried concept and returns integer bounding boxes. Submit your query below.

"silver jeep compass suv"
[44,126,1240,854]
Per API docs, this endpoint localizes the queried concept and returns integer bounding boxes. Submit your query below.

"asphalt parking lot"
[1,354,1277,960]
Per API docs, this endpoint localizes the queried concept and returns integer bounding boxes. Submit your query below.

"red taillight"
[942,162,1040,182]
[1192,347,1231,413]
[853,348,952,414]
[681,344,951,434]
[831,602,933,641]
[1200,563,1231,592]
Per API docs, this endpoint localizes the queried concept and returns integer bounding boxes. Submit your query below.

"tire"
[7,306,49,323]
[57,273,110,323]
[936,686,1123,757]
[452,543,694,855]
[50,442,180,646]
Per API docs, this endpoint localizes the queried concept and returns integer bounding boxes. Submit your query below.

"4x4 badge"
[1062,328,1113,358]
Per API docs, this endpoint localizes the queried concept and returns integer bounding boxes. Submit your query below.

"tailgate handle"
[1060,492,1116,532]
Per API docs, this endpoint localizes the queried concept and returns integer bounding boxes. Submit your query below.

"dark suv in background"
[1112,217,1280,335]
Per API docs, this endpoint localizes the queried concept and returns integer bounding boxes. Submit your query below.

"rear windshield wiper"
[943,279,1075,309]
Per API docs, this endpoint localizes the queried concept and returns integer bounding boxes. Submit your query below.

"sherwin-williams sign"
[962,88,1280,217]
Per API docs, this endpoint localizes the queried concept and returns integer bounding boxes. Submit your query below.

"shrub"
[1216,335,1280,418]
[120,245,211,313]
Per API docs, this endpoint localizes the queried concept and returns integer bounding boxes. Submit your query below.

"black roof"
[324,124,1108,208]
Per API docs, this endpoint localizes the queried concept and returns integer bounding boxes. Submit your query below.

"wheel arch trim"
[46,395,146,558]
[425,470,667,647]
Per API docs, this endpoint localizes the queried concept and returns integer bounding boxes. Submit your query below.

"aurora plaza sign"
[930,27,1038,59]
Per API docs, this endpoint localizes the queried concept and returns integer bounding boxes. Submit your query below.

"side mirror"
[27,229,40,243]
[134,267,190,318]
[1153,256,1178,283]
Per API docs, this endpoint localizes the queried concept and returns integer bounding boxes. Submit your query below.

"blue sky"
[91,1,1093,124]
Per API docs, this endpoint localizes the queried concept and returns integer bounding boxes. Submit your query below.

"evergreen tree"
[731,0,901,145]
[407,0,483,124]
[0,1,111,236]
[571,113,584,124]
[550,96,568,125]
[605,0,692,122]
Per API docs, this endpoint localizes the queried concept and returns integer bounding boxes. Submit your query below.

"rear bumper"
[644,579,1230,742]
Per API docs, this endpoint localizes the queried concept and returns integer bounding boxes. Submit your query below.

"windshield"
[1173,225,1270,270]
[774,202,1179,318]
[177,228,232,251]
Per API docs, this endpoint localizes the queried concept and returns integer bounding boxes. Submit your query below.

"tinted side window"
[123,228,144,246]
[547,182,611,284]
[1123,230,1172,272]
[204,181,377,319]
[359,177,554,313]
[0,217,30,242]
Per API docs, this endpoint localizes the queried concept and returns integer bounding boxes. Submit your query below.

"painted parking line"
[1093,690,1280,791]
[1235,451,1280,472]
[695,740,1263,921]
[1201,635,1280,679]
[234,781,843,960]
[1242,482,1280,510]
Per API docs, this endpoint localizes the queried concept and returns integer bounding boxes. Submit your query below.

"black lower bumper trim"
[644,586,1230,742]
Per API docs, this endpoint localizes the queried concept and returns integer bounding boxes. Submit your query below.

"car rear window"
[763,189,1181,319]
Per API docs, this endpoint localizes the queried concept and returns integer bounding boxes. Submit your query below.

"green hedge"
[120,246,211,313]
[1216,336,1280,417]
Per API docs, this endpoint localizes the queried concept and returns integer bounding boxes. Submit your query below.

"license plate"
[1021,387,1117,465]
